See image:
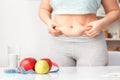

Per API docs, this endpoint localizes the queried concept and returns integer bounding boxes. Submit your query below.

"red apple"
[41,58,52,70]
[20,57,37,71]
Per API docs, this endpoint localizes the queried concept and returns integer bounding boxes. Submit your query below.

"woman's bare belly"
[53,14,98,36]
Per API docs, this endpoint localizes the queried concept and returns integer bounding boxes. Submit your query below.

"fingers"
[85,28,100,38]
[47,20,63,36]
[49,23,62,36]
[85,26,92,31]
[85,31,99,37]
[48,26,62,36]
[81,26,92,34]
[54,26,61,31]
[48,30,62,36]
[83,26,101,37]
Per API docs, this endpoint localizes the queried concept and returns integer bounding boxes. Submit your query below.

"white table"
[1,66,120,80]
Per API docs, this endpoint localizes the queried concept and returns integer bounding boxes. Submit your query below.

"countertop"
[1,66,120,80]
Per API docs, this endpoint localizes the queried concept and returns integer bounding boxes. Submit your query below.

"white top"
[50,0,101,14]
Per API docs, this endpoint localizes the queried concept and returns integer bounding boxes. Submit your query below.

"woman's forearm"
[100,10,120,27]
[39,8,52,25]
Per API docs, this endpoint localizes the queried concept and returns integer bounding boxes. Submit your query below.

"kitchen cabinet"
[105,19,120,52]
[104,19,120,65]
[104,19,120,66]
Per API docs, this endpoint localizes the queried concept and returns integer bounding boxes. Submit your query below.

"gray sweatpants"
[48,32,108,66]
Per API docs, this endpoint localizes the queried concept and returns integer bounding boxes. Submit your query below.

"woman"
[39,0,120,66]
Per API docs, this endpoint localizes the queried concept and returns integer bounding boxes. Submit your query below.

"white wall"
[0,0,51,67]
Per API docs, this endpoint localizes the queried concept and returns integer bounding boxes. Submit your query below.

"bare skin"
[39,0,120,37]
[54,14,95,36]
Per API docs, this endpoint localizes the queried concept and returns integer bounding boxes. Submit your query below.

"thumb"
[83,26,92,35]
[82,26,92,32]
[79,27,92,34]
[52,22,61,29]
[85,26,92,31]
[85,22,93,27]
[54,26,61,31]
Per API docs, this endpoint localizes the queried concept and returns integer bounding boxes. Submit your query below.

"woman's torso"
[53,14,98,27]
[50,0,101,27]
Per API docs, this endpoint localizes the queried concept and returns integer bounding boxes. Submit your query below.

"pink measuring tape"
[4,58,59,74]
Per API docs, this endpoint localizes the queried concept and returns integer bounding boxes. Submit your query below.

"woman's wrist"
[98,18,109,28]
[45,19,52,26]
[99,10,120,27]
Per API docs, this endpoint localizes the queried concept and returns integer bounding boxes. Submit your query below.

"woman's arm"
[85,0,120,38]
[39,0,62,36]
[100,0,120,27]
[39,0,52,25]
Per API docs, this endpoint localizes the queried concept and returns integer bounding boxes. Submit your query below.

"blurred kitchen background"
[0,0,120,67]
